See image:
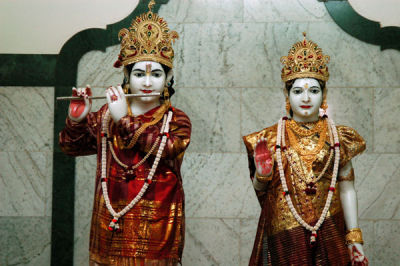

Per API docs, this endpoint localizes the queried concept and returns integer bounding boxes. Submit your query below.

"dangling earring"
[163,86,170,102]
[321,98,328,111]
[123,83,130,94]
[285,98,291,115]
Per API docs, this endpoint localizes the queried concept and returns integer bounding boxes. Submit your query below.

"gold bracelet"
[255,172,272,183]
[345,228,364,245]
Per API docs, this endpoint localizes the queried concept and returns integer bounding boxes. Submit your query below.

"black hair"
[284,78,326,117]
[122,63,175,100]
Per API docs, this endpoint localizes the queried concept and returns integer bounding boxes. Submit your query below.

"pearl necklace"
[276,116,340,244]
[100,109,173,231]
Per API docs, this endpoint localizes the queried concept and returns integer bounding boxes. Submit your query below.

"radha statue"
[243,33,368,265]
[59,1,191,265]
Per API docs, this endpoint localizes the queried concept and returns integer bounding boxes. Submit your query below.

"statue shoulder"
[243,124,278,155]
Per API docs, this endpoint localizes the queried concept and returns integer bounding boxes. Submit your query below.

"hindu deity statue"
[243,33,368,265]
[59,1,191,265]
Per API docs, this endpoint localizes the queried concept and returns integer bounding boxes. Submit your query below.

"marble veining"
[173,87,241,153]
[0,86,54,152]
[244,0,331,23]
[183,218,240,266]
[182,153,260,218]
[0,151,51,216]
[374,87,400,153]
[159,0,243,23]
[352,153,400,219]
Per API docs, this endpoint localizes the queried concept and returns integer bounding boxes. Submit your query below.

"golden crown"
[114,0,179,68]
[280,32,330,82]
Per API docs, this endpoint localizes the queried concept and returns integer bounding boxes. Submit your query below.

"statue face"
[129,61,166,103]
[289,78,322,122]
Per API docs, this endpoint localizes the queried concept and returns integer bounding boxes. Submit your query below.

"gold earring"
[321,98,328,111]
[285,98,291,115]
[123,83,130,94]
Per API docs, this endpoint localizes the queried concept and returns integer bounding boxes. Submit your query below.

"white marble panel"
[374,88,400,153]
[74,155,97,265]
[327,87,373,153]
[173,22,400,89]
[181,153,260,219]
[241,87,292,138]
[74,217,91,266]
[173,87,241,153]
[0,217,51,266]
[159,0,243,23]
[240,219,259,265]
[374,221,400,265]
[0,86,54,152]
[352,153,400,219]
[183,218,240,266]
[0,151,51,216]
[244,0,331,22]
[76,45,123,88]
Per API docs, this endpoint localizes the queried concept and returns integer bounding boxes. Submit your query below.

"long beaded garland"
[100,109,173,232]
[276,116,340,244]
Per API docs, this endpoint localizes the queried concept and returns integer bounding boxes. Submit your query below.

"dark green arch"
[324,1,400,51]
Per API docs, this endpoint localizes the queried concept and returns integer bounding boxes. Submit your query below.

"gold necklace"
[287,119,324,137]
[286,119,328,172]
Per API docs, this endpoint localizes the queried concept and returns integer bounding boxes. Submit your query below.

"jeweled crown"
[280,32,330,82]
[114,0,179,68]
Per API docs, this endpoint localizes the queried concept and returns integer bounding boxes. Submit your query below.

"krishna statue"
[243,33,368,265]
[59,1,191,265]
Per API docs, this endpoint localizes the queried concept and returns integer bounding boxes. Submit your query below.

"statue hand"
[254,137,274,177]
[68,85,92,122]
[106,85,128,123]
[348,244,368,266]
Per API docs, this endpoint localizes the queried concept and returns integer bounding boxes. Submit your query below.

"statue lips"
[141,89,153,94]
[300,105,312,109]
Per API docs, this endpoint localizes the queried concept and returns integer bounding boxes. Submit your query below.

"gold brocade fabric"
[59,104,191,265]
[243,121,365,265]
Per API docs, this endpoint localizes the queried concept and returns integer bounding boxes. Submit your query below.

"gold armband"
[255,172,272,183]
[338,168,355,182]
[345,228,364,245]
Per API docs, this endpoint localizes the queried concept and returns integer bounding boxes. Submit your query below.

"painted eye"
[310,88,321,94]
[153,72,162,78]
[134,72,144,77]
[292,89,302,95]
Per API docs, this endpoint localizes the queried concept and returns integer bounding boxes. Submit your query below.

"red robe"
[59,104,191,264]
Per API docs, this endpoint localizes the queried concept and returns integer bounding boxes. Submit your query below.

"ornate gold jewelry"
[338,168,355,182]
[163,86,170,100]
[255,172,273,183]
[286,119,328,172]
[115,0,179,68]
[345,228,364,245]
[285,98,291,115]
[125,101,171,149]
[281,32,330,82]
[321,98,328,111]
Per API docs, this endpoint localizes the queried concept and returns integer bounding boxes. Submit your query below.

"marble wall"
[1,0,400,265]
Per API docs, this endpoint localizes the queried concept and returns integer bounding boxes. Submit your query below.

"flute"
[56,92,160,101]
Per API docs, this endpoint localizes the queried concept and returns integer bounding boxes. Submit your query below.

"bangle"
[255,172,272,183]
[345,228,364,245]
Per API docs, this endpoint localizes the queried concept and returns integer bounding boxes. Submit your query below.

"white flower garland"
[276,116,340,244]
[100,109,173,231]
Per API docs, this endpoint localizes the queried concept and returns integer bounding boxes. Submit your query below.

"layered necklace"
[285,119,334,194]
[276,116,340,244]
[100,107,173,232]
